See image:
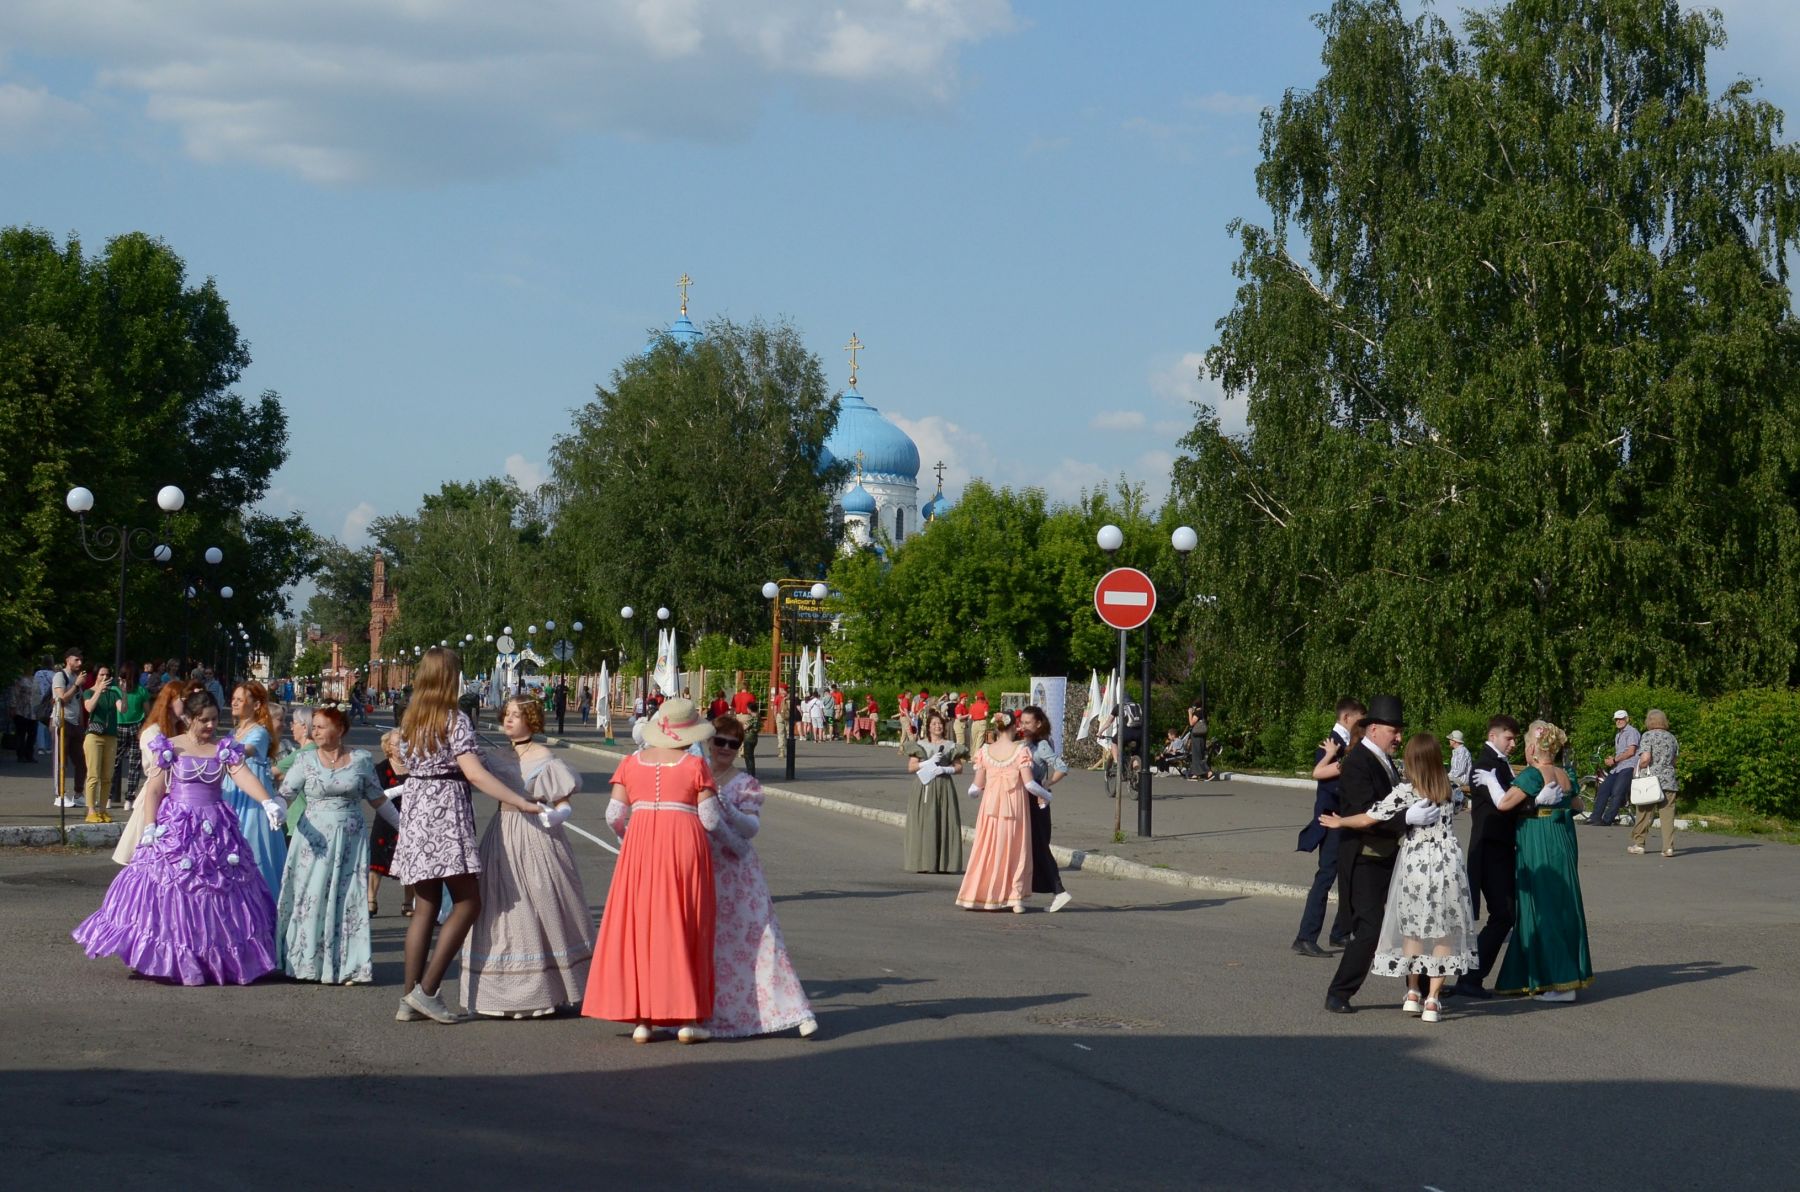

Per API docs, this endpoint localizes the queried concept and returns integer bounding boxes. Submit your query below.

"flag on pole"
[597,661,610,709]
[797,646,812,694]
[812,647,825,696]
[1077,669,1103,740]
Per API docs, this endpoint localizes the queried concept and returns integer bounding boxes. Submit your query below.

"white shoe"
[677,1025,710,1044]
[403,985,462,1024]
[1011,904,1026,914]
[395,998,426,1022]
[1048,891,1073,914]
[797,1018,819,1039]
[1402,991,1423,1016]
[632,1025,653,1044]
[1534,990,1577,1003]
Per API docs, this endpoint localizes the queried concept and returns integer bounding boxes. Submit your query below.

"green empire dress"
[903,740,967,873]
[1495,765,1594,996]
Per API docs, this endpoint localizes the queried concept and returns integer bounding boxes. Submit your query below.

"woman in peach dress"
[582,699,724,1043]
[956,712,1038,913]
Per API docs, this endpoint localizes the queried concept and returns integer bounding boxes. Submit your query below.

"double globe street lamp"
[66,484,184,676]
[764,580,829,781]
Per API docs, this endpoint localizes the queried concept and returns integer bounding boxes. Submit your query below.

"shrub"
[1681,688,1800,818]
[1570,682,1703,780]
[1284,705,1339,774]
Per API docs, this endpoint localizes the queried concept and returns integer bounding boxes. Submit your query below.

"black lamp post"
[65,484,183,677]
[765,580,829,781]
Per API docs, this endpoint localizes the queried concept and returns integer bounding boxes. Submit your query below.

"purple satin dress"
[72,733,278,985]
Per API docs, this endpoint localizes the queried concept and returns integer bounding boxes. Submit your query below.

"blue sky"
[6,0,1799,567]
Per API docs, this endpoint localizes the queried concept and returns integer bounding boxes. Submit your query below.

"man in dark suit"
[1450,715,1522,999]
[1324,694,1410,1013]
[1293,697,1364,957]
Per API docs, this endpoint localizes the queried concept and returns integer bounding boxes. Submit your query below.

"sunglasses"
[712,738,743,751]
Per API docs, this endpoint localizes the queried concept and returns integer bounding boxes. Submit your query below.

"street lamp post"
[764,580,828,781]
[65,484,184,677]
[619,606,637,713]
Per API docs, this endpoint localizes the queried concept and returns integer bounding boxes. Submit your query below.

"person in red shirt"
[708,690,730,720]
[731,686,754,716]
[954,693,971,750]
[863,693,879,744]
[968,691,989,738]
[830,686,846,741]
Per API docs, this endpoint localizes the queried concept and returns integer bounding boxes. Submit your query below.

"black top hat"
[1365,694,1404,728]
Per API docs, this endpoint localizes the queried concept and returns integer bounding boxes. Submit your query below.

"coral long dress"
[582,752,719,1025]
[955,741,1036,911]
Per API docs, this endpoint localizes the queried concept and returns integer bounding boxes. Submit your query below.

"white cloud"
[1150,351,1248,437]
[505,452,548,492]
[0,1,1017,184]
[0,79,88,149]
[340,501,378,546]
[1090,410,1146,432]
[1184,90,1263,116]
[889,412,995,496]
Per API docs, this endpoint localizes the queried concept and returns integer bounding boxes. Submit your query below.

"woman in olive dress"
[902,710,966,873]
[1494,721,1593,1002]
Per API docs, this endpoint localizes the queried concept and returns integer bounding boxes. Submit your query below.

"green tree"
[1176,0,1800,752]
[549,318,844,648]
[0,226,315,671]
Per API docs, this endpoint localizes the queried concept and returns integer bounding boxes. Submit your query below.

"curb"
[1218,772,1314,791]
[0,823,122,847]
[548,736,1314,901]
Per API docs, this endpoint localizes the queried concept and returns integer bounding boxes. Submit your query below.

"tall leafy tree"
[1176,0,1800,747]
[549,318,844,645]
[0,227,314,671]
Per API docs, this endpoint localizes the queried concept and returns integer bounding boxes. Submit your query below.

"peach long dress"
[582,752,719,1025]
[955,741,1035,911]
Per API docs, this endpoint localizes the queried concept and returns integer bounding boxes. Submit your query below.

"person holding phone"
[80,664,125,823]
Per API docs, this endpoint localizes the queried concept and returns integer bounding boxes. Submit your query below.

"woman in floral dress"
[955,712,1037,913]
[1320,732,1475,1024]
[276,706,399,984]
[699,713,817,1039]
[390,647,541,1024]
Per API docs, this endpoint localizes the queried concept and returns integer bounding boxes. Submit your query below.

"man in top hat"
[1451,715,1522,999]
[1325,694,1437,1013]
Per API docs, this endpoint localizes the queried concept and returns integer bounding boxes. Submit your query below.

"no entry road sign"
[1094,567,1157,630]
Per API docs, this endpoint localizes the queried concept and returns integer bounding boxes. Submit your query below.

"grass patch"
[1679,797,1800,846]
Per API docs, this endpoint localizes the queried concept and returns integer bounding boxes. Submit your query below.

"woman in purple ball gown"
[72,687,287,985]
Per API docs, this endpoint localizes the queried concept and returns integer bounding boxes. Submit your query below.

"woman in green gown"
[903,711,967,873]
[1495,721,1593,1001]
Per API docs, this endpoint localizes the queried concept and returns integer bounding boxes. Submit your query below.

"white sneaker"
[677,1025,711,1044]
[1048,891,1073,913]
[797,1018,819,1039]
[1534,989,1577,1003]
[403,985,462,1024]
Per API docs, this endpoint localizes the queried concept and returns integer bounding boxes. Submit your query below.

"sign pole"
[1138,621,1153,837]
[1113,625,1127,837]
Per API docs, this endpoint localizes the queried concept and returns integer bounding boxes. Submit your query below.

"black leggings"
[1028,799,1064,895]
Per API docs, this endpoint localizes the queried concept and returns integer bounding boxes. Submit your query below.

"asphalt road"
[4,729,1797,1191]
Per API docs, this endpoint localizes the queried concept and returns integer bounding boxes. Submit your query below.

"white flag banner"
[1077,669,1103,740]
[797,646,812,694]
[813,647,826,696]
[663,627,680,697]
[597,662,610,711]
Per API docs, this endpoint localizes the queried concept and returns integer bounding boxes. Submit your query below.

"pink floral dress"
[702,770,815,1037]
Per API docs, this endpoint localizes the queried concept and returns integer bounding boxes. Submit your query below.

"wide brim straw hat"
[643,698,715,748]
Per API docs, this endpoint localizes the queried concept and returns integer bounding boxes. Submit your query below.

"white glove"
[967,784,982,799]
[1403,801,1441,827]
[263,796,288,830]
[545,803,573,828]
[376,800,401,828]
[916,761,941,785]
[1534,789,1563,807]
[1025,779,1053,803]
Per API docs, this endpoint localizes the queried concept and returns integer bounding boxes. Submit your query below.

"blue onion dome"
[822,387,920,483]
[842,482,878,516]
[923,489,953,522]
[666,313,702,346]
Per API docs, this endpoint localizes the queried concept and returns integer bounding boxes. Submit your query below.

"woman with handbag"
[1628,709,1679,858]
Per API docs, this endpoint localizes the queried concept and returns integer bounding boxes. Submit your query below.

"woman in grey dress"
[902,710,966,873]
[1628,709,1680,858]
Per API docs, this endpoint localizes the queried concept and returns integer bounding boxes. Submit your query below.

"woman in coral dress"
[699,714,817,1039]
[73,687,286,985]
[583,699,724,1043]
[956,712,1037,913]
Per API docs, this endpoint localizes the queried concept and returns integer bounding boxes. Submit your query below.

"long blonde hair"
[400,647,463,756]
[1403,732,1451,805]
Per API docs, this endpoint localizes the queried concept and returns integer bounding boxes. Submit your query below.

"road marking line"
[1073,1043,1092,1051]
[565,820,620,855]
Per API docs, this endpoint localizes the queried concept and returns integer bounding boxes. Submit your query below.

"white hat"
[642,698,715,748]
[1448,730,1465,744]
[1613,709,1630,720]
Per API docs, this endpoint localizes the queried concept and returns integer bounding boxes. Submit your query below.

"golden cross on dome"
[844,332,864,389]
[933,460,947,491]
[677,272,693,316]
[854,449,866,484]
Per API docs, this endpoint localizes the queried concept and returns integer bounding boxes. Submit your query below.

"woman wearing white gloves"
[955,712,1042,913]
[903,710,967,873]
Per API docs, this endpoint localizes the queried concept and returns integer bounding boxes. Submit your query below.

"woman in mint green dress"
[275,706,399,984]
[1495,721,1593,1002]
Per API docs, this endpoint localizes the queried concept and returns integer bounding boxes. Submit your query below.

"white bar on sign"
[1102,591,1149,606]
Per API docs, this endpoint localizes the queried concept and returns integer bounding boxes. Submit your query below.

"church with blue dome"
[821,333,922,550]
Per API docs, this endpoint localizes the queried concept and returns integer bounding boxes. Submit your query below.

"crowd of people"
[67,646,817,1043]
[1299,695,1605,1023]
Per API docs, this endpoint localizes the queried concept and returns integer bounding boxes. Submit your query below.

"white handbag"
[1629,774,1664,806]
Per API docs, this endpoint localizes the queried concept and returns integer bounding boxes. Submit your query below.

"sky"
[7,0,1800,574]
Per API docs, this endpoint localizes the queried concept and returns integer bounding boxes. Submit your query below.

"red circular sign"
[1094,567,1157,630]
